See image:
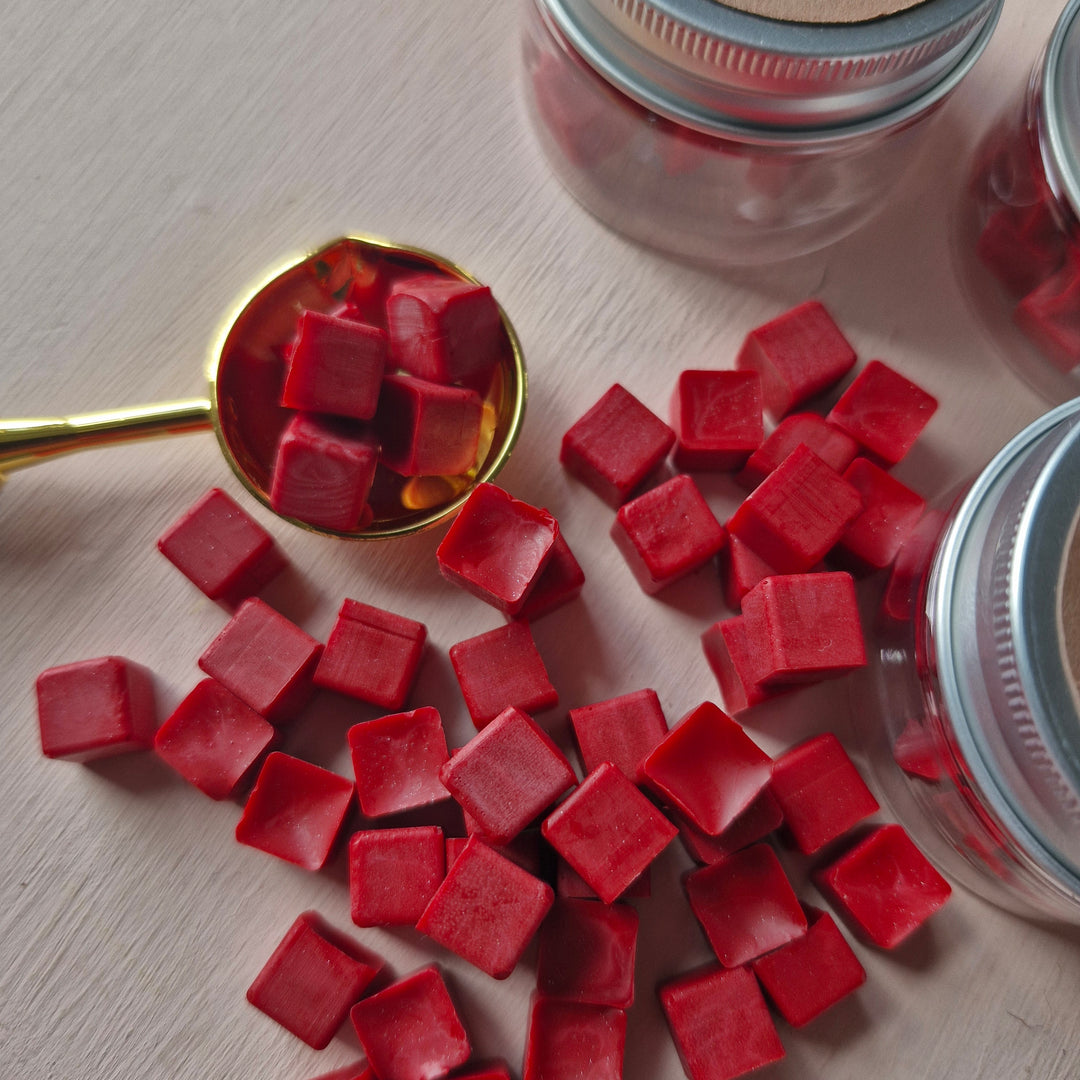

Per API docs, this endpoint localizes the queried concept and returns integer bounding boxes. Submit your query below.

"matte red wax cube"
[976,200,1066,298]
[560,383,676,507]
[556,859,651,900]
[436,483,559,615]
[717,534,777,611]
[348,706,450,818]
[611,473,727,594]
[735,300,857,418]
[236,752,354,870]
[641,702,772,836]
[669,369,764,471]
[270,412,379,532]
[815,824,952,948]
[736,411,859,490]
[675,788,783,865]
[523,997,627,1080]
[686,843,807,966]
[836,457,926,571]
[36,655,157,762]
[156,487,287,608]
[751,907,866,1027]
[198,597,322,723]
[153,677,277,799]
[700,617,781,715]
[1014,256,1080,372]
[537,898,639,1008]
[247,911,383,1049]
[314,598,427,710]
[541,761,677,904]
[417,836,554,979]
[659,964,785,1080]
[349,826,445,927]
[449,621,559,729]
[350,966,471,1080]
[826,360,938,465]
[726,444,863,573]
[569,687,668,783]
[447,828,546,879]
[509,532,586,622]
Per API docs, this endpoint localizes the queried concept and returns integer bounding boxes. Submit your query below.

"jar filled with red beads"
[521,0,1002,266]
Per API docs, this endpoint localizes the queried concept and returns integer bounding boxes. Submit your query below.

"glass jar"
[860,399,1080,923]
[521,0,1002,267]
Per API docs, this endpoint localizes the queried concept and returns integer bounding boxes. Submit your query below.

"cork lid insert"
[714,0,930,23]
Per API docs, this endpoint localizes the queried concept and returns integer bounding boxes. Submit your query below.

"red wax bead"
[700,617,781,715]
[641,702,772,836]
[611,474,727,595]
[156,487,287,608]
[836,457,926,571]
[560,383,676,507]
[36,656,157,762]
[737,412,859,490]
[349,826,446,927]
[348,707,450,818]
[556,859,651,900]
[816,824,952,948]
[417,836,554,979]
[247,911,383,1050]
[236,752,354,870]
[541,761,677,904]
[1013,257,1080,372]
[669,369,764,471]
[659,964,785,1080]
[510,532,586,622]
[198,597,322,723]
[735,300,857,418]
[675,788,783,865]
[686,843,808,967]
[350,966,471,1080]
[717,534,777,612]
[153,678,277,799]
[523,997,627,1080]
[314,598,427,710]
[436,483,559,615]
[569,687,668,783]
[449,621,559,729]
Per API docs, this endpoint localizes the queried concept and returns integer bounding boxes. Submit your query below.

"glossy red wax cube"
[737,411,859,490]
[675,788,783,865]
[314,598,427,710]
[669,369,763,471]
[611,473,727,594]
[641,702,772,836]
[436,483,559,615]
[541,761,677,904]
[350,965,471,1080]
[1014,257,1080,372]
[836,457,926,571]
[247,911,383,1049]
[156,487,287,608]
[349,826,445,927]
[198,597,322,723]
[700,617,781,715]
[153,677,277,799]
[36,655,157,762]
[417,836,554,979]
[348,706,450,818]
[236,752,354,870]
[509,532,586,622]
[523,997,627,1080]
[560,383,676,507]
[569,687,668,783]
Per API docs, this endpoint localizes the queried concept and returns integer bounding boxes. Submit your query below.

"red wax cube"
[641,702,772,836]
[700,617,781,715]
[1014,256,1080,372]
[735,300,857,418]
[417,836,554,979]
[270,412,379,532]
[736,411,859,490]
[541,761,677,904]
[826,360,938,465]
[376,373,483,476]
[816,824,952,948]
[348,707,450,818]
[686,843,808,966]
[198,597,322,723]
[836,457,926,571]
[510,532,586,622]
[537,898,639,1008]
[236,752,354,870]
[350,966,471,1080]
[449,621,559,729]
[556,859,651,900]
[314,598,427,710]
[36,656,157,762]
[387,274,503,385]
[976,200,1066,298]
[611,474,727,595]
[281,309,387,421]
[675,788,783,865]
[156,487,287,608]
[523,997,627,1080]
[349,826,446,927]
[560,383,676,507]
[726,444,863,573]
[569,687,668,782]
[436,483,559,615]
[247,911,383,1049]
[751,907,866,1027]
[660,964,785,1080]
[153,678,277,799]
[669,369,764,471]
[439,706,576,844]
[718,534,777,611]
[446,828,546,879]
[892,717,943,781]
[883,507,946,622]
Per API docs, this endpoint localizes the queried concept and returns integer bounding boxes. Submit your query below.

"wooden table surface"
[3,2,1079,1078]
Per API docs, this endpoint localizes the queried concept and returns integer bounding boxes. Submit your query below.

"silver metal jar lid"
[1041,0,1080,221]
[540,0,1002,135]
